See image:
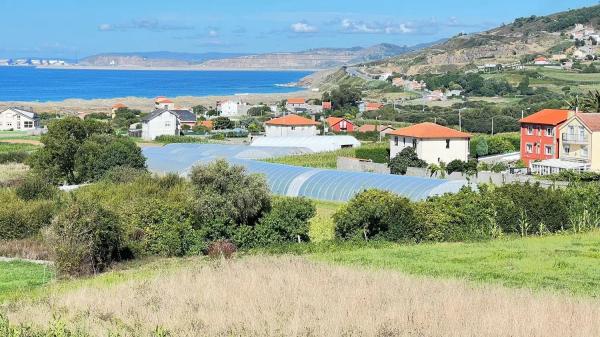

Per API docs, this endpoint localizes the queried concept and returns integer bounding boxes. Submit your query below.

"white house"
[286,98,308,113]
[217,100,250,117]
[0,107,40,131]
[534,57,550,65]
[141,109,180,141]
[154,97,175,110]
[388,122,471,164]
[264,114,319,137]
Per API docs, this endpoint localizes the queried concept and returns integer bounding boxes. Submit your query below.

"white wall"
[142,112,179,141]
[265,125,317,137]
[390,136,469,164]
[219,101,249,117]
[0,109,38,131]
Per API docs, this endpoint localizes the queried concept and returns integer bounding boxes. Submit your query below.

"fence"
[336,157,390,174]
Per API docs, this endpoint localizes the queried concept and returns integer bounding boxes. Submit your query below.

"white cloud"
[340,19,414,34]
[208,29,219,37]
[290,22,318,33]
[97,19,193,32]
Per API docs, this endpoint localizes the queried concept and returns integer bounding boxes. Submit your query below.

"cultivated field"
[5,256,600,337]
[265,142,389,168]
[0,261,53,302]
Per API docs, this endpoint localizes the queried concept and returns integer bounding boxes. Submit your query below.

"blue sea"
[0,67,312,102]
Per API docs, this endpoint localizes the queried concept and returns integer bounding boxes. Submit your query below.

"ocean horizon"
[0,67,312,102]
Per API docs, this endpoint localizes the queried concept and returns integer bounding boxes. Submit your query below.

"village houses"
[264,114,319,137]
[0,107,40,131]
[388,122,471,164]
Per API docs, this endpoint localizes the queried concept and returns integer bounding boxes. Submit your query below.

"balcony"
[561,154,590,163]
[562,133,589,144]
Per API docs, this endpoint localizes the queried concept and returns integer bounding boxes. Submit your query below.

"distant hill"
[78,43,433,70]
[364,4,600,75]
[79,51,249,67]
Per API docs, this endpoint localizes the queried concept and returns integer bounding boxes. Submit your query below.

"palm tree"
[564,94,581,111]
[438,161,448,179]
[583,90,600,113]
[427,163,440,178]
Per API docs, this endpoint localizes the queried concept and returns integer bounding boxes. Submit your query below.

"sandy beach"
[0,90,321,115]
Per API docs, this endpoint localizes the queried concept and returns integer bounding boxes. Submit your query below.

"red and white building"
[264,114,319,137]
[519,109,570,167]
[326,117,355,133]
[533,57,550,65]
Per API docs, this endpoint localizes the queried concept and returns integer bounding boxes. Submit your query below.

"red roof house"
[322,101,332,110]
[326,116,354,133]
[519,109,570,166]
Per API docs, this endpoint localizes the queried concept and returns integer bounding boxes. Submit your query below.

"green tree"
[213,117,234,130]
[74,134,146,183]
[247,105,272,117]
[517,76,531,95]
[583,90,600,113]
[28,117,113,184]
[192,105,207,115]
[475,138,489,157]
[322,84,362,110]
[389,147,427,175]
[112,107,141,130]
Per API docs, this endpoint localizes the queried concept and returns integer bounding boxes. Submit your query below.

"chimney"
[568,107,577,119]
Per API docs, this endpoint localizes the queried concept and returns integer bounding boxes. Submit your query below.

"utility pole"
[459,110,462,131]
[491,117,494,136]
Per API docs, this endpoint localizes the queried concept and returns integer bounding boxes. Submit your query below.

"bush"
[0,190,57,240]
[334,190,418,241]
[446,159,465,174]
[190,159,271,227]
[254,197,316,246]
[46,199,123,277]
[15,174,59,201]
[207,240,237,259]
[74,134,146,183]
[154,135,209,144]
[355,146,389,163]
[389,147,427,175]
[0,151,29,164]
[101,166,150,184]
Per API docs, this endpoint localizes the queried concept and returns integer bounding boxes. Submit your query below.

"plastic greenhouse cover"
[143,144,468,201]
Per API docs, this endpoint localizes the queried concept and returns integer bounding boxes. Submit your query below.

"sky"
[0,0,598,59]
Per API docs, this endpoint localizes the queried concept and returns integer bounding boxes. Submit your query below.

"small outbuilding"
[264,114,320,137]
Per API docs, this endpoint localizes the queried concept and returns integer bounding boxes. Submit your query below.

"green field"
[0,131,40,141]
[313,231,600,296]
[0,142,39,153]
[264,142,389,169]
[0,261,54,302]
[537,68,600,84]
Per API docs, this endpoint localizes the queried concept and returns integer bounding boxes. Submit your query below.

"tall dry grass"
[0,163,28,185]
[6,256,600,337]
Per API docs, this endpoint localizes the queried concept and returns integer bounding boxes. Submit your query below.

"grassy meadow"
[4,255,600,337]
[0,261,53,302]
[313,230,600,296]
[0,142,38,154]
[0,163,29,183]
[264,142,389,169]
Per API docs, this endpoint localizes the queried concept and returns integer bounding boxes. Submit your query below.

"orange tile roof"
[520,109,570,126]
[287,98,305,105]
[265,114,320,126]
[322,101,332,109]
[358,124,395,133]
[535,57,548,61]
[576,113,600,132]
[326,116,345,127]
[112,103,127,109]
[199,120,213,129]
[389,122,471,139]
[366,102,384,109]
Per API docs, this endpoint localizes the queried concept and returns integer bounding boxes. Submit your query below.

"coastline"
[27,65,325,72]
[0,90,320,114]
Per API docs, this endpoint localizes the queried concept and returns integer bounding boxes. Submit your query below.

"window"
[564,145,570,155]
[582,147,589,158]
[546,127,554,137]
[291,126,296,130]
[412,139,417,148]
[165,121,171,127]
[527,126,533,135]
[24,121,33,128]
[403,137,406,146]
[394,136,399,146]
[445,139,450,149]
[526,143,533,153]
[545,145,553,155]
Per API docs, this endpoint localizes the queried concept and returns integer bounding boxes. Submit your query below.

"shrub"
[46,199,123,276]
[355,146,389,163]
[389,147,427,175]
[0,151,29,164]
[74,134,146,183]
[254,197,316,246]
[154,135,209,144]
[446,159,465,174]
[190,159,271,227]
[0,190,57,240]
[15,174,59,201]
[206,240,237,259]
[334,190,418,241]
[101,166,150,184]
